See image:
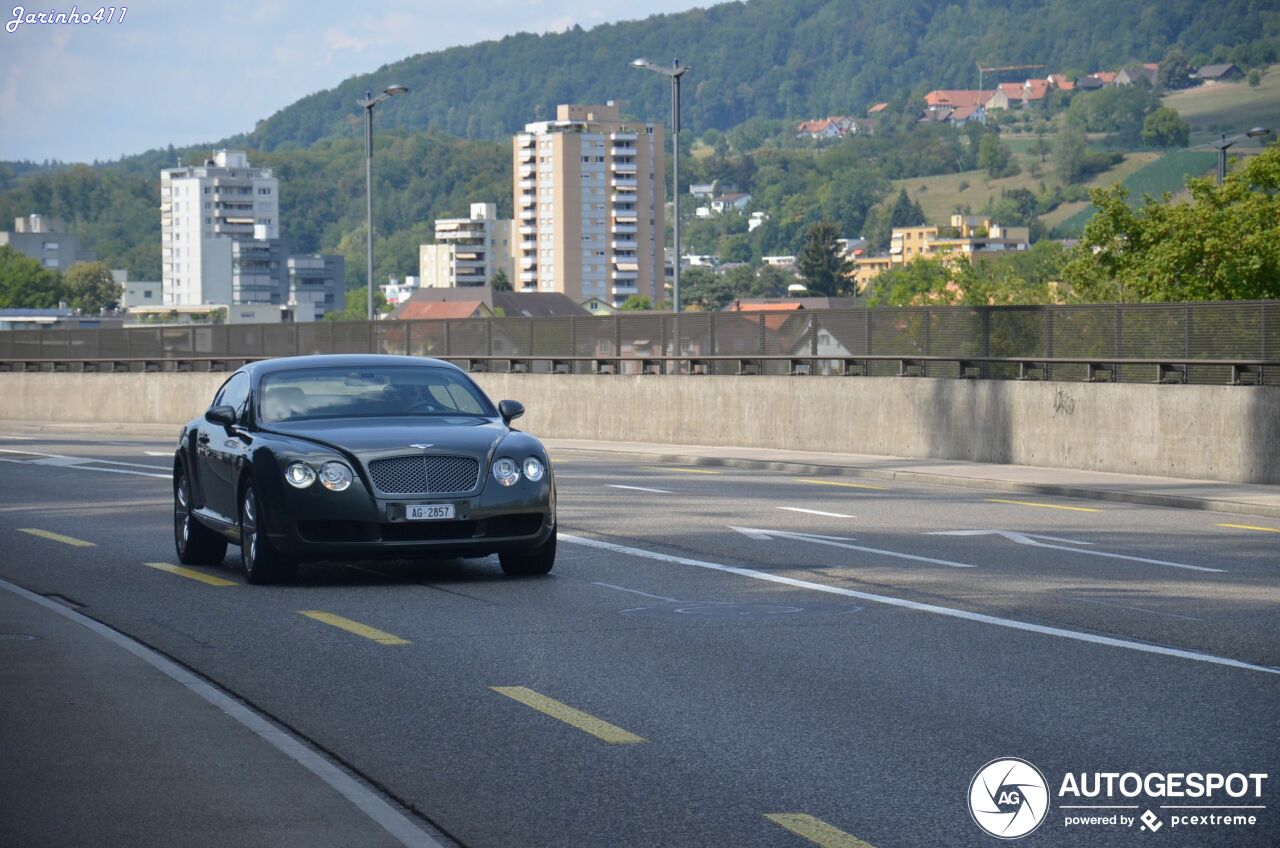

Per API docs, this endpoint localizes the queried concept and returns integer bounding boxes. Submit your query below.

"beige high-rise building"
[419,203,515,288]
[513,103,665,305]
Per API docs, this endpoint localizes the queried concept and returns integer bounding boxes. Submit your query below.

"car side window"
[213,372,251,424]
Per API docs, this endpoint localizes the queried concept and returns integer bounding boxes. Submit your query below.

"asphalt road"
[0,426,1276,848]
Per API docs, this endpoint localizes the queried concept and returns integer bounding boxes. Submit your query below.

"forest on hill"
[244,0,1279,149]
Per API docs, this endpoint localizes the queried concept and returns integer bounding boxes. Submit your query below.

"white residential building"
[419,203,515,288]
[160,150,279,306]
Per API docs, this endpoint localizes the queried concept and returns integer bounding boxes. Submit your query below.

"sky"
[1,0,706,164]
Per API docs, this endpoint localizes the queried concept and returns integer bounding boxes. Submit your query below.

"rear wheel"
[499,525,556,576]
[240,481,296,585]
[174,465,227,565]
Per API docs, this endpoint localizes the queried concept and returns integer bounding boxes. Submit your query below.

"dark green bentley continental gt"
[173,354,556,583]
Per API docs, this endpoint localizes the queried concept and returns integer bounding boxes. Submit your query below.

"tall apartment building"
[419,203,515,288]
[161,150,279,306]
[513,103,665,305]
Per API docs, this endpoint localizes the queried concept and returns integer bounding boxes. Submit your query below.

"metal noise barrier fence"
[1,301,1278,385]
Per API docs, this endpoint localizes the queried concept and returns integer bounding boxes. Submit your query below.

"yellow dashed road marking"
[299,611,410,645]
[18,528,94,547]
[491,686,645,744]
[765,813,878,848]
[797,478,888,491]
[1217,523,1280,535]
[144,562,237,587]
[987,498,1100,513]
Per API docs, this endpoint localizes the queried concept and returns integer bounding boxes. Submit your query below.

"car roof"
[244,354,463,378]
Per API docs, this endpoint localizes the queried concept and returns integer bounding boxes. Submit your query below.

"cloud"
[1,0,708,162]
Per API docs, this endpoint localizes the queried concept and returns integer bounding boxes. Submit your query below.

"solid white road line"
[732,526,977,569]
[0,579,448,848]
[0,447,167,471]
[592,582,684,603]
[1075,598,1203,622]
[928,529,1224,573]
[605,484,673,494]
[777,507,855,519]
[0,457,169,480]
[559,533,1279,676]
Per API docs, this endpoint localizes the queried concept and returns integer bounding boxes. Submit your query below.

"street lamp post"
[1212,126,1271,184]
[631,58,689,313]
[356,84,409,321]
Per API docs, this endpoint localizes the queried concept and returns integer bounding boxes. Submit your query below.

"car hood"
[261,416,508,460]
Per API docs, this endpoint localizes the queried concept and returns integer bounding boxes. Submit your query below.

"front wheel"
[174,464,227,565]
[240,481,296,585]
[499,524,556,576]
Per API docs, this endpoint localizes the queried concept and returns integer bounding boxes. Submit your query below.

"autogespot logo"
[969,758,1051,839]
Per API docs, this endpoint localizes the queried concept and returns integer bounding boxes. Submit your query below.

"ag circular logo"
[968,758,1050,839]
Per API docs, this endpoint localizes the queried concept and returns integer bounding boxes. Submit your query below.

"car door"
[195,371,251,524]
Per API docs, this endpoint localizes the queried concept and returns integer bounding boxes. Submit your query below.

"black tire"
[499,524,556,576]
[174,464,227,565]
[240,480,296,585]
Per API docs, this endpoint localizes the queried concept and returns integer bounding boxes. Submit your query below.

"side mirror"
[498,399,525,425]
[205,405,237,428]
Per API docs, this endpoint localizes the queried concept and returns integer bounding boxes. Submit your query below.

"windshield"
[258,365,496,423]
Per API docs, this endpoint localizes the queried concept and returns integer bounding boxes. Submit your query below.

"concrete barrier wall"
[2,372,1277,484]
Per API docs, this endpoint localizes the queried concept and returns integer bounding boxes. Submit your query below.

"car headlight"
[522,457,545,482]
[492,457,520,487]
[285,462,316,488]
[318,461,353,492]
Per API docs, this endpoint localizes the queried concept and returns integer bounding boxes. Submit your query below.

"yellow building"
[854,215,1030,289]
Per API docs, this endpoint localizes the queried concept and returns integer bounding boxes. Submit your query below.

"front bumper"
[258,465,555,562]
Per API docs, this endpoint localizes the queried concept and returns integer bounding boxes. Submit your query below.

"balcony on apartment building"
[519,225,537,236]
[611,222,638,235]
[611,177,639,190]
[612,161,638,174]
[609,132,637,143]
[611,239,638,250]
[519,179,536,191]
[520,270,538,283]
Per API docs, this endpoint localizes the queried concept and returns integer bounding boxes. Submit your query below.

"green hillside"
[246,0,1280,149]
[1049,149,1219,236]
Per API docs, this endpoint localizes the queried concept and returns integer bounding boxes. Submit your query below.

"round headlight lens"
[318,461,353,492]
[492,457,520,487]
[285,462,316,488]
[522,457,545,482]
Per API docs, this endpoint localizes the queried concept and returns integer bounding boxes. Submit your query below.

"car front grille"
[367,455,480,495]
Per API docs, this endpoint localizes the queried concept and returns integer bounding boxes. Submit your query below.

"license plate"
[406,504,455,521]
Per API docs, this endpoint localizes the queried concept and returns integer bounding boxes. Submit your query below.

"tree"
[680,267,735,310]
[1063,145,1280,301]
[1158,47,1195,90]
[325,288,389,320]
[63,261,121,314]
[888,188,926,229]
[0,246,63,308]
[796,221,853,296]
[1248,69,1263,88]
[619,295,653,311]
[1141,108,1190,149]
[1053,125,1089,184]
[977,134,1018,178]
[491,268,512,291]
